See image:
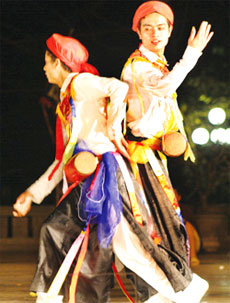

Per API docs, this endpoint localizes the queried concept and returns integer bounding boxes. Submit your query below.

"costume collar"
[139,44,168,66]
[60,72,79,96]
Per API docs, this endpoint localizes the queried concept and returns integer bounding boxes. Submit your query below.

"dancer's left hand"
[188,21,214,52]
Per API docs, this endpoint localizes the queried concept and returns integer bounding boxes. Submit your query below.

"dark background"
[1,0,229,206]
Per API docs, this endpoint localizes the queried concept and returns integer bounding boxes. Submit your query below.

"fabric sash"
[78,152,123,248]
[127,137,161,177]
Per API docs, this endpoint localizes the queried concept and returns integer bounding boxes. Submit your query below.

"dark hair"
[46,49,72,73]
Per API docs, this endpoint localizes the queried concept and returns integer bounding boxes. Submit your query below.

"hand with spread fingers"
[188,21,214,52]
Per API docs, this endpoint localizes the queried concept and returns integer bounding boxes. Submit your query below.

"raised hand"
[188,21,214,52]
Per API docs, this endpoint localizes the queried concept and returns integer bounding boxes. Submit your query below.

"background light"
[192,128,209,145]
[210,128,227,144]
[210,128,230,144]
[208,107,226,125]
[226,129,230,144]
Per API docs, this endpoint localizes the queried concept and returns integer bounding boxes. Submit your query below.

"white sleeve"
[26,159,64,204]
[74,74,129,140]
[102,77,128,140]
[136,46,202,96]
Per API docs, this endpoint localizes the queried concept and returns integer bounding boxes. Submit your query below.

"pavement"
[0,251,229,303]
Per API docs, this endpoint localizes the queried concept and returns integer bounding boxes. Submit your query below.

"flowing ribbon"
[144,148,183,221]
[126,139,182,222]
[69,221,90,303]
[116,150,162,243]
[114,153,143,226]
[47,219,90,299]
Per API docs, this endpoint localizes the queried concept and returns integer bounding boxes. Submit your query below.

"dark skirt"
[30,186,114,303]
[30,156,192,302]
[116,159,193,292]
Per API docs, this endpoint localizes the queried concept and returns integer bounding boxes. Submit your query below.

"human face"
[137,12,173,57]
[43,51,60,85]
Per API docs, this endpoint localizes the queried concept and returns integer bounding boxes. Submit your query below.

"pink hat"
[46,33,89,72]
[132,1,174,33]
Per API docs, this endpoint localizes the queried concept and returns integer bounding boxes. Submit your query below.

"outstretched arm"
[188,21,214,52]
[132,21,214,96]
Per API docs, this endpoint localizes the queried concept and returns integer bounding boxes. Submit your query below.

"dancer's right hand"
[13,191,33,217]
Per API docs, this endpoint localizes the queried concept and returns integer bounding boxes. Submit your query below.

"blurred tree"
[169,44,230,210]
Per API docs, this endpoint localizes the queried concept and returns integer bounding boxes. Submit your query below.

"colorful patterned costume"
[28,72,128,302]
[17,27,209,302]
[119,43,203,299]
[28,69,199,303]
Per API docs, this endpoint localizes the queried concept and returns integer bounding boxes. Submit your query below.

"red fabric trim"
[112,262,135,303]
[48,77,74,181]
[56,180,80,207]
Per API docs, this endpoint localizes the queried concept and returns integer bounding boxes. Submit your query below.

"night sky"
[1,0,229,205]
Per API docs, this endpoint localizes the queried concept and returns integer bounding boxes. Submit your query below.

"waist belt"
[127,136,161,165]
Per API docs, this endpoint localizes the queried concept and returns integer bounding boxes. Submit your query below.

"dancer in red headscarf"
[118,1,214,302]
[13,33,131,303]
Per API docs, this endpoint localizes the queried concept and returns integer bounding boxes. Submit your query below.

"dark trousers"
[30,186,114,303]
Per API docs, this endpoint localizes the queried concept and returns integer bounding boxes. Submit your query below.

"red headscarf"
[132,1,174,33]
[46,33,99,75]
